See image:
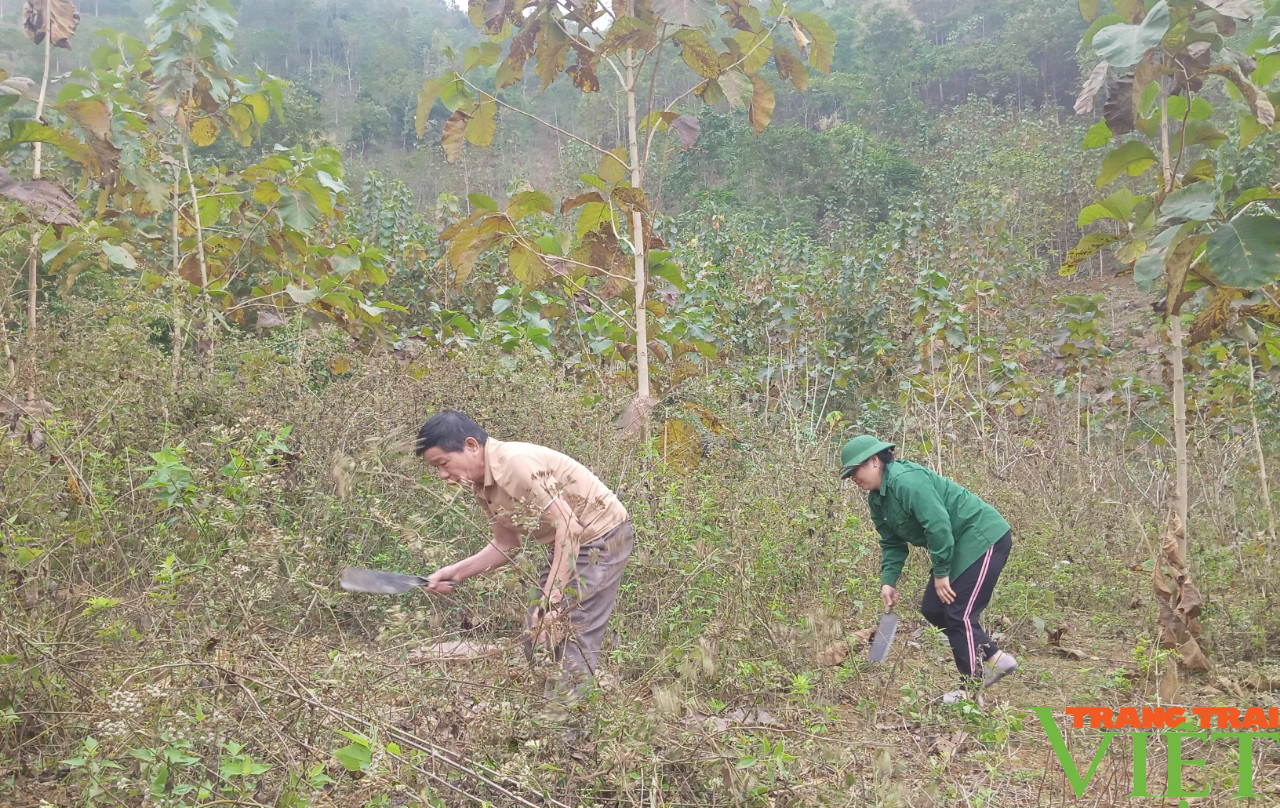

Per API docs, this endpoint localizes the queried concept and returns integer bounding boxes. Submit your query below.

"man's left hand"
[934,576,957,605]
[528,603,569,648]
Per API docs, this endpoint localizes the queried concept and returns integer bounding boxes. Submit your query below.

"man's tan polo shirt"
[474,438,627,545]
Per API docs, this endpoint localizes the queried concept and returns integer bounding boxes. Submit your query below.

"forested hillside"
[3,0,1280,805]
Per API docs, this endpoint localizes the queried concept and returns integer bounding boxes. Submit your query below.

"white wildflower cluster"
[230,564,251,579]
[109,688,143,717]
[166,708,218,746]
[97,688,144,739]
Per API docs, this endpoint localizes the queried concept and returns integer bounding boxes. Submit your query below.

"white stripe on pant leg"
[962,545,996,676]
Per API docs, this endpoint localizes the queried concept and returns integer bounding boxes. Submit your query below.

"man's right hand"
[425,567,459,594]
[880,584,899,610]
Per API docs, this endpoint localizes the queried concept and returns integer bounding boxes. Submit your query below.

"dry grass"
[3,297,1279,806]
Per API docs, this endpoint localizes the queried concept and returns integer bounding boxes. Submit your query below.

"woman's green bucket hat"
[839,435,895,479]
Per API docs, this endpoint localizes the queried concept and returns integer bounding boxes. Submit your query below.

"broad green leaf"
[296,176,335,215]
[1254,54,1280,88]
[1078,189,1137,227]
[246,92,270,124]
[1080,0,1101,21]
[1097,140,1155,185]
[1081,14,1126,51]
[468,193,498,212]
[509,243,550,285]
[495,57,523,90]
[197,195,222,228]
[507,190,554,220]
[439,77,471,112]
[1091,1,1169,69]
[285,284,323,304]
[652,0,716,28]
[315,170,346,194]
[1231,187,1280,210]
[465,96,497,147]
[599,148,629,185]
[415,76,450,138]
[696,78,725,106]
[1133,246,1166,291]
[730,30,773,75]
[253,180,281,205]
[1164,95,1212,122]
[719,71,752,109]
[1159,182,1217,223]
[793,12,835,73]
[748,75,775,134]
[333,743,371,773]
[673,29,721,78]
[463,42,502,72]
[600,17,657,56]
[2,120,95,168]
[1081,119,1113,149]
[575,201,614,238]
[101,243,136,270]
[1204,215,1280,289]
[1240,111,1267,147]
[277,186,321,231]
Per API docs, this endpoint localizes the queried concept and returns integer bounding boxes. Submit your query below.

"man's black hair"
[875,448,895,465]
[415,410,488,456]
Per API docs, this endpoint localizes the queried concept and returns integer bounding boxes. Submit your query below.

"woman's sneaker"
[983,650,1018,688]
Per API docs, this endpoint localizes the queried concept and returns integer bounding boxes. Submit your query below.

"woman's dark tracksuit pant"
[921,531,1012,680]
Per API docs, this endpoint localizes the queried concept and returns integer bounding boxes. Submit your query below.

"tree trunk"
[624,51,650,402]
[25,0,53,407]
[1247,349,1278,544]
[1169,313,1189,556]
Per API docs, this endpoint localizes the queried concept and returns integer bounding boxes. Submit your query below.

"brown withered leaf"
[851,625,876,648]
[815,641,849,667]
[1178,639,1211,671]
[1207,64,1275,127]
[1075,60,1110,117]
[1177,579,1204,621]
[1216,675,1246,698]
[1045,625,1067,647]
[0,168,79,225]
[1103,74,1136,135]
[255,310,288,330]
[1201,0,1261,19]
[670,114,701,149]
[23,0,80,48]
[62,98,121,182]
[1051,645,1090,661]
[1244,673,1280,691]
[567,62,600,93]
[1158,663,1180,701]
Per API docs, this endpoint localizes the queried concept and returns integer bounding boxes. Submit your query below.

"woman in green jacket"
[840,435,1018,702]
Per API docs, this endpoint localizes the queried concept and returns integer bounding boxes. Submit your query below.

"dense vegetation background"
[3,0,1280,805]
